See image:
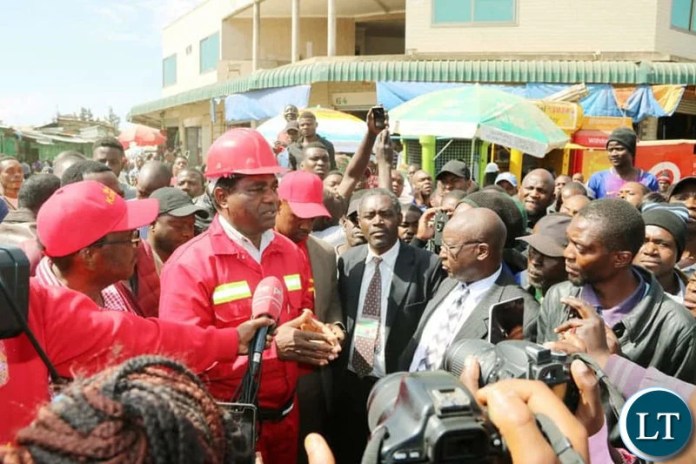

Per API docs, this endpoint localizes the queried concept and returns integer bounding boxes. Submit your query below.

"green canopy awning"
[129,58,696,118]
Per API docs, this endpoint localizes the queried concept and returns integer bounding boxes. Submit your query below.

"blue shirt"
[587,168,658,199]
[581,268,648,328]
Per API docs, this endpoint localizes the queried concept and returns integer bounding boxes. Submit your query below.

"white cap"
[495,172,518,188]
[485,162,500,174]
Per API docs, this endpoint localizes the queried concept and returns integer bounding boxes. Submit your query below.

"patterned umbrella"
[257,107,367,153]
[390,84,569,158]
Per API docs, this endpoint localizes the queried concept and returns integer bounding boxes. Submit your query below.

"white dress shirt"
[218,215,274,264]
[410,266,503,371]
[348,240,401,378]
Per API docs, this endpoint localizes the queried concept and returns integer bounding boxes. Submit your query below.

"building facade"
[129,0,696,168]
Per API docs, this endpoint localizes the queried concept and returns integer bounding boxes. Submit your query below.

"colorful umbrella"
[257,107,366,153]
[390,85,569,158]
[118,124,166,147]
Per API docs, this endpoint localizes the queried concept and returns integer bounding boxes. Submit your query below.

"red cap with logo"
[657,169,674,183]
[37,180,159,257]
[278,171,330,219]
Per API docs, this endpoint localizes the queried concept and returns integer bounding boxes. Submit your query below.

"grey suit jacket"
[306,235,342,324]
[337,242,445,374]
[399,270,540,371]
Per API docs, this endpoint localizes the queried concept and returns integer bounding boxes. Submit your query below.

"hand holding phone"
[370,105,386,131]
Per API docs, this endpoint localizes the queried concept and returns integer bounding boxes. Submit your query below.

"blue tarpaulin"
[376,82,684,122]
[224,85,311,122]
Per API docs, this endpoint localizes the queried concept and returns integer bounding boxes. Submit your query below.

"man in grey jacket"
[538,199,696,383]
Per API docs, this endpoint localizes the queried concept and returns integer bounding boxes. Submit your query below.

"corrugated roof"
[649,62,696,84]
[129,59,696,117]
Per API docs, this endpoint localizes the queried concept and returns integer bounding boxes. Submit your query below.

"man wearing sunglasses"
[34,179,144,314]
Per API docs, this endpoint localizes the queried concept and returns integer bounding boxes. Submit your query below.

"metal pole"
[291,0,300,63]
[327,0,336,57]
[252,0,260,71]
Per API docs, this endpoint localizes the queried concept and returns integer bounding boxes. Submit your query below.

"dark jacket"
[399,270,540,370]
[337,243,445,374]
[538,266,696,383]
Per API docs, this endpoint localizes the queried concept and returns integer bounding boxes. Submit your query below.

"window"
[162,54,177,87]
[200,32,220,73]
[671,0,696,32]
[432,0,515,25]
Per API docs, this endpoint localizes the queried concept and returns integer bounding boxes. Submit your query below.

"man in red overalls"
[159,128,340,464]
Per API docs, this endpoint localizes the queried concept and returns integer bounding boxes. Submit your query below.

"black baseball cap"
[436,160,470,180]
[149,187,209,218]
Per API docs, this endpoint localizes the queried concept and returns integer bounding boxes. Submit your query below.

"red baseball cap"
[37,180,159,257]
[657,169,673,183]
[278,171,330,219]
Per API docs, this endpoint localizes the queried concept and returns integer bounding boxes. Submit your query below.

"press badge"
[355,319,379,341]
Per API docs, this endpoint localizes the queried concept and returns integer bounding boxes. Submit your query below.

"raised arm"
[337,107,382,200]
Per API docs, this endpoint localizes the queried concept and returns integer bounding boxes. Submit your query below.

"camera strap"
[535,413,586,464]
[571,353,626,421]
[360,425,388,464]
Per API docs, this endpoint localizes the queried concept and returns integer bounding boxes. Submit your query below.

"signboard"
[573,130,610,148]
[533,101,583,132]
[331,92,375,109]
[580,116,632,131]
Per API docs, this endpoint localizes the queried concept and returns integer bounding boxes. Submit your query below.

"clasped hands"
[275,309,343,366]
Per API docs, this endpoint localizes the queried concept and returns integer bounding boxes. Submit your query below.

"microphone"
[249,276,284,371]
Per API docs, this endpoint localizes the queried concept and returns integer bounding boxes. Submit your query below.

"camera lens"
[443,338,495,378]
[366,372,408,432]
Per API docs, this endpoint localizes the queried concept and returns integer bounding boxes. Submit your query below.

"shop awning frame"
[129,58,696,118]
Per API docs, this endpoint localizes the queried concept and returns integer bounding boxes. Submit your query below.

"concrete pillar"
[252,0,260,71]
[419,135,436,176]
[291,0,300,63]
[327,0,336,57]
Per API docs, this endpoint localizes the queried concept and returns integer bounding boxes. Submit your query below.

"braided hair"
[1,356,249,464]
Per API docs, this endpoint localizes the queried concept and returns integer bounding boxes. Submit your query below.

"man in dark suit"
[400,208,539,372]
[330,188,445,464]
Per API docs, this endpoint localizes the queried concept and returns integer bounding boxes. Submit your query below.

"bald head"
[441,208,506,282]
[560,194,590,217]
[450,208,506,253]
[519,169,555,219]
[52,151,86,179]
[561,182,587,201]
[136,161,172,199]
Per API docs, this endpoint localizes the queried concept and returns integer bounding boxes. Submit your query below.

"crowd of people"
[0,108,695,463]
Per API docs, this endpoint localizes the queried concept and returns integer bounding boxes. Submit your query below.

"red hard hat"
[205,128,285,178]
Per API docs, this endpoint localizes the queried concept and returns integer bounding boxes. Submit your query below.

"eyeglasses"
[90,230,141,248]
[440,240,482,258]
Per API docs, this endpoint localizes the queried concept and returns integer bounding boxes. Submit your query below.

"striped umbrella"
[390,84,569,158]
[257,107,366,153]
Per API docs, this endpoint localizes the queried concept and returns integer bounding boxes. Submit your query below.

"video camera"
[366,371,506,464]
[363,340,580,464]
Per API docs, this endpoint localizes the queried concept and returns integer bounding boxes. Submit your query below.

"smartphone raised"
[371,105,386,130]
[487,297,525,344]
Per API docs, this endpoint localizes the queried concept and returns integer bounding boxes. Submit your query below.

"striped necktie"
[417,285,469,371]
